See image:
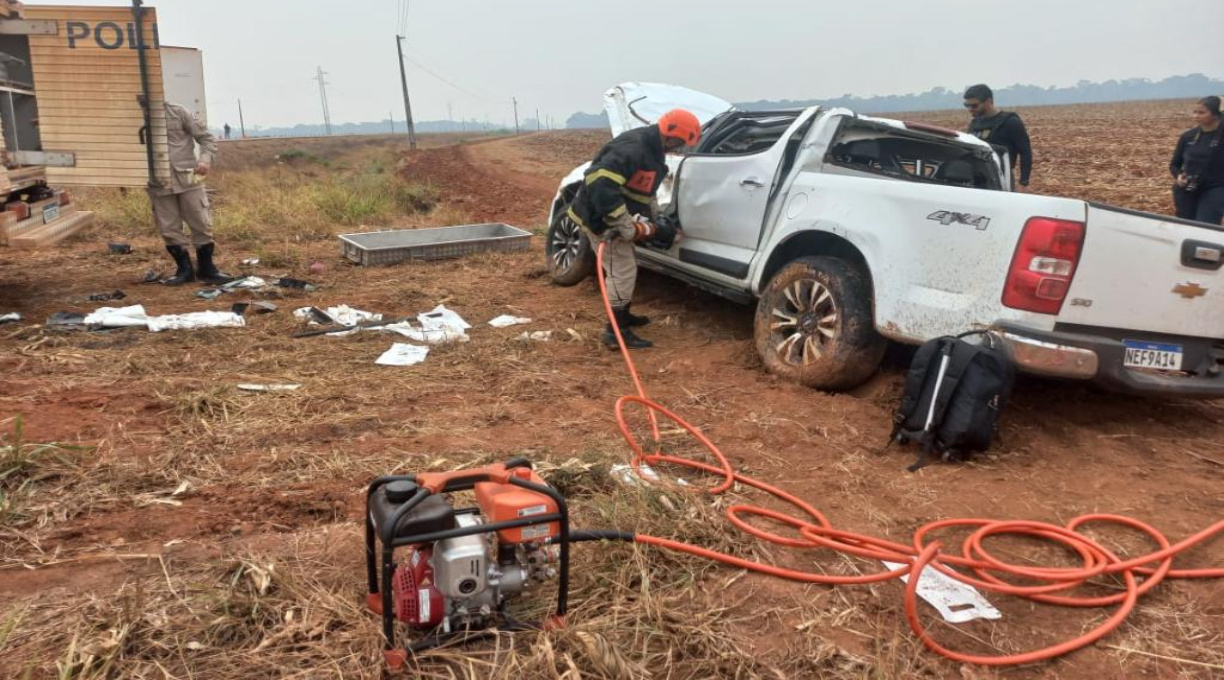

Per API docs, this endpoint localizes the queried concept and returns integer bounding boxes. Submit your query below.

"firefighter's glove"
[647,214,680,250]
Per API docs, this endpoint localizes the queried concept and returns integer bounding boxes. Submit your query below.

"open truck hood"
[603,82,734,137]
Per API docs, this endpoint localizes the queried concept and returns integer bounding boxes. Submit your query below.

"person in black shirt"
[963,84,1033,191]
[1170,96,1224,225]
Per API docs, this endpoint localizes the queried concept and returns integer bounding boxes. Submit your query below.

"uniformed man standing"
[567,109,698,350]
[150,102,230,285]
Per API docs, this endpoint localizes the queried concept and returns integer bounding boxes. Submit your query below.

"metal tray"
[338,223,532,266]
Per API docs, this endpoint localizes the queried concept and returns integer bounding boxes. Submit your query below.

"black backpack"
[890,331,1014,471]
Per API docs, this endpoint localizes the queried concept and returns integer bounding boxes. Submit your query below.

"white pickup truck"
[546,83,1224,397]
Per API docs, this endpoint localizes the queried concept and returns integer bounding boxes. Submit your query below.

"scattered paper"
[517,330,553,342]
[83,304,149,328]
[418,305,471,332]
[382,322,469,344]
[237,384,302,392]
[489,315,532,328]
[148,311,246,332]
[376,343,429,366]
[225,276,268,290]
[611,463,688,487]
[0,312,19,324]
[881,561,1001,623]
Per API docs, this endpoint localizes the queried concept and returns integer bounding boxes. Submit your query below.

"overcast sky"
[40,0,1224,129]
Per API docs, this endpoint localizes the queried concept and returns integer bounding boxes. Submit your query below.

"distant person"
[146,101,231,285]
[963,84,1033,191]
[223,123,231,140]
[1170,96,1224,225]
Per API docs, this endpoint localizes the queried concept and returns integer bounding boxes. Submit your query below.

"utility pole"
[237,98,247,138]
[536,108,540,132]
[512,97,519,135]
[314,66,332,136]
[390,111,395,134]
[395,35,417,150]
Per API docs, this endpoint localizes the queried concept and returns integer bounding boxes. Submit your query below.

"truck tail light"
[1002,217,1085,314]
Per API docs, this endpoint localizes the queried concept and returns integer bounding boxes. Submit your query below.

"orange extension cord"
[593,242,1223,666]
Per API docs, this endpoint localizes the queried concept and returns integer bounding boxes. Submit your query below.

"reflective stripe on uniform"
[566,205,588,228]
[606,204,628,219]
[585,168,627,186]
[620,187,652,204]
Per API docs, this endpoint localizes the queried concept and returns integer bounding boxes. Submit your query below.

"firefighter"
[148,101,230,285]
[567,109,700,349]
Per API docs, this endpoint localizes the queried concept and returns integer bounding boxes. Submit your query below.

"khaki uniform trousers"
[149,182,213,248]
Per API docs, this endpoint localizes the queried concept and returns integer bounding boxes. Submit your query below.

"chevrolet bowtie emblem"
[1172,282,1208,299]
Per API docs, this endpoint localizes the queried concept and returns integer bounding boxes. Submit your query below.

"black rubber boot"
[603,308,653,350]
[194,243,233,285]
[623,303,650,328]
[163,245,195,286]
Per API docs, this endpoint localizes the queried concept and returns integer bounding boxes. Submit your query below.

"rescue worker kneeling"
[566,109,700,349]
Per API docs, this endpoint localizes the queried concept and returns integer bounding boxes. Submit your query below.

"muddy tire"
[546,204,596,286]
[754,256,886,391]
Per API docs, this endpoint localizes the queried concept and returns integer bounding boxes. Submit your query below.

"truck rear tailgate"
[1058,204,1224,339]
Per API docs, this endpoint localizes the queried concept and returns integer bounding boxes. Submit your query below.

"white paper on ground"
[382,322,469,344]
[375,343,429,366]
[224,276,268,290]
[237,384,302,392]
[881,561,1002,623]
[0,312,20,323]
[418,305,470,332]
[517,330,553,342]
[148,311,246,332]
[83,305,149,328]
[610,463,688,487]
[488,315,532,328]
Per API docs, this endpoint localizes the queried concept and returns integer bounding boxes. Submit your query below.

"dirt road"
[1,102,1221,679]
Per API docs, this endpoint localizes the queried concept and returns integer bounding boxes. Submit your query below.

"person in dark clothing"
[1170,96,1224,225]
[567,109,699,350]
[963,84,1033,191]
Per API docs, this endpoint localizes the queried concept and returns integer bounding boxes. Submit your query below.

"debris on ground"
[65,304,245,332]
[231,301,278,316]
[275,277,318,291]
[141,268,164,284]
[0,312,19,324]
[488,314,532,328]
[517,330,553,342]
[881,560,1002,623]
[197,276,272,300]
[107,242,132,255]
[241,257,260,266]
[418,304,471,332]
[375,343,429,366]
[87,290,126,302]
[236,383,302,392]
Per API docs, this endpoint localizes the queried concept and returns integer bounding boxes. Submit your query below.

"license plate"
[1122,340,1183,371]
[42,203,59,224]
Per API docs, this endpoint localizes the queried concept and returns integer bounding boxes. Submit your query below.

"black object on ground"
[88,290,127,302]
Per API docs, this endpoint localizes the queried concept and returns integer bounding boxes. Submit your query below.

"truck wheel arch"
[757,231,874,298]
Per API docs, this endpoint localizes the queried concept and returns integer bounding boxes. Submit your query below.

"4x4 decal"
[927,210,991,231]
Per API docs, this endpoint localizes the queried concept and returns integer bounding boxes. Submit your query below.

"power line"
[400,53,506,105]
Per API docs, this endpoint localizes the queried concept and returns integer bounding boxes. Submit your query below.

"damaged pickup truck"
[547,83,1224,397]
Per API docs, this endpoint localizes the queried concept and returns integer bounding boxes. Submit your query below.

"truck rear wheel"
[546,203,596,286]
[754,256,886,391]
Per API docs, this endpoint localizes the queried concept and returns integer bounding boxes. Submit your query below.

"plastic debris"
[418,305,471,333]
[241,258,260,266]
[275,277,318,291]
[141,269,164,284]
[237,383,302,392]
[382,323,469,344]
[611,463,688,487]
[517,330,553,342]
[231,301,277,316]
[0,312,19,324]
[375,343,429,366]
[108,242,132,255]
[197,288,224,301]
[488,315,532,328]
[147,311,245,332]
[83,304,149,328]
[881,561,1002,623]
[45,312,87,331]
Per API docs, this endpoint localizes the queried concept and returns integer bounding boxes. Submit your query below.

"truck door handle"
[740,177,765,188]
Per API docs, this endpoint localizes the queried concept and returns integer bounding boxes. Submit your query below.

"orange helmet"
[657,109,701,147]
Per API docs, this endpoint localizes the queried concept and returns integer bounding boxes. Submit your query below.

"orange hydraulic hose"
[592,241,1223,666]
